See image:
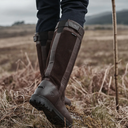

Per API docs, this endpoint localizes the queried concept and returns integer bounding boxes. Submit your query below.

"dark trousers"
[36,0,89,32]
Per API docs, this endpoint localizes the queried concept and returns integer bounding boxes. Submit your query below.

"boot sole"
[29,94,72,127]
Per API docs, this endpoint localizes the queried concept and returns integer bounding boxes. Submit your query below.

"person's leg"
[60,0,89,26]
[30,0,89,127]
[33,0,71,105]
[35,0,60,77]
[36,0,60,32]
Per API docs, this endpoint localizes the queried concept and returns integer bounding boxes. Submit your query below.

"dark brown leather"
[35,42,44,77]
[34,32,71,106]
[34,32,54,78]
[56,19,84,36]
[34,80,73,123]
[45,20,84,88]
[33,20,84,125]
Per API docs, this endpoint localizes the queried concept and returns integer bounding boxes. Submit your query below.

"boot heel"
[29,94,72,127]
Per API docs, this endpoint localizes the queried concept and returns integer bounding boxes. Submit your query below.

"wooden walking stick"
[111,0,119,111]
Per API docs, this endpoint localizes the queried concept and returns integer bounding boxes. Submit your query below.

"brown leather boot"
[33,32,71,106]
[33,32,53,78]
[30,20,84,127]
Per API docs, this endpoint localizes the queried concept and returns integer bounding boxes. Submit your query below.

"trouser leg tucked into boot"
[34,31,71,105]
[30,20,84,127]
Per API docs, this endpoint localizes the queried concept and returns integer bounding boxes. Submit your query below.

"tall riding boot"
[34,31,71,105]
[33,32,53,78]
[30,20,84,127]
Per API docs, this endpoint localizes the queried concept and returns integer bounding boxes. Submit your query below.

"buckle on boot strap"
[33,33,40,42]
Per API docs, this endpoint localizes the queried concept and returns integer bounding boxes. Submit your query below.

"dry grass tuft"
[0,55,128,128]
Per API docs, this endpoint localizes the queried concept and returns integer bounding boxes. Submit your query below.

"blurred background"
[0,0,128,25]
[0,0,128,74]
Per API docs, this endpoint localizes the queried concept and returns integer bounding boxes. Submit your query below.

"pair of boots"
[30,20,84,127]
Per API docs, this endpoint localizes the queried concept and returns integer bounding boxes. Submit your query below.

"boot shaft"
[34,31,54,78]
[45,20,84,90]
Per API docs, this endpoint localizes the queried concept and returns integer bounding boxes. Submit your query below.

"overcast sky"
[0,0,127,26]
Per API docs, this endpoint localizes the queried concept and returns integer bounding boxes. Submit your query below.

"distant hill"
[85,10,128,25]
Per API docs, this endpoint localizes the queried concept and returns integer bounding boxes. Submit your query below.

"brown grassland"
[0,24,128,128]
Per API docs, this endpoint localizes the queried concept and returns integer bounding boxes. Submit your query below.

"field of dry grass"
[0,24,128,128]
